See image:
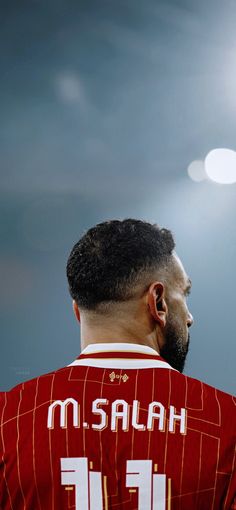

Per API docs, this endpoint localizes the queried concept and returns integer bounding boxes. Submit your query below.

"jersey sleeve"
[226,446,236,510]
[0,392,5,506]
[229,486,236,509]
[230,497,236,510]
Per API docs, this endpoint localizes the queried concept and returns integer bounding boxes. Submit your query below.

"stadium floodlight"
[205,148,236,184]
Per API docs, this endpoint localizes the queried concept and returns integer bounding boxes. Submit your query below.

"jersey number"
[61,457,167,509]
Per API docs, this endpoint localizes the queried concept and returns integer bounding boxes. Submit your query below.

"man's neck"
[80,329,160,354]
[79,311,162,354]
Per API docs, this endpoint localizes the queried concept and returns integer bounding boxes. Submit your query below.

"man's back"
[1,343,235,509]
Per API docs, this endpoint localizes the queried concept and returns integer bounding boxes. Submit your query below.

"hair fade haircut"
[66,219,175,312]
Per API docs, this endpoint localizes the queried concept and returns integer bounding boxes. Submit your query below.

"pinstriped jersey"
[0,342,235,509]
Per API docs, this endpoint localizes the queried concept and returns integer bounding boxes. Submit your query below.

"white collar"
[80,342,159,356]
[67,342,177,370]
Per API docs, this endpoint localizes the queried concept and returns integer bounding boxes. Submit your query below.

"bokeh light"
[205,148,236,184]
[55,72,84,103]
[187,160,207,182]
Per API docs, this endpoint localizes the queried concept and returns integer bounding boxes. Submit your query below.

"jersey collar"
[67,342,177,371]
[80,342,160,357]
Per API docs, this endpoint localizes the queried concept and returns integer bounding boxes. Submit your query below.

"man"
[0,218,235,509]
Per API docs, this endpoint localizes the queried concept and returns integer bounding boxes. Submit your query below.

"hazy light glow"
[205,148,236,184]
[55,73,83,103]
[187,160,207,182]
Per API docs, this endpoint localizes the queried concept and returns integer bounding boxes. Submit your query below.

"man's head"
[66,219,193,373]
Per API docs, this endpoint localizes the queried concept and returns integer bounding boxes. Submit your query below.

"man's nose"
[187,312,194,327]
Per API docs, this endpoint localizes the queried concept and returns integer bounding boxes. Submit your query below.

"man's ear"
[73,300,81,323]
[147,281,168,328]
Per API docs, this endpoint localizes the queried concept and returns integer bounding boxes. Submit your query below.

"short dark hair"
[66,219,175,312]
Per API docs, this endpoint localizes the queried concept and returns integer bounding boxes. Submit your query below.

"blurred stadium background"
[0,0,236,392]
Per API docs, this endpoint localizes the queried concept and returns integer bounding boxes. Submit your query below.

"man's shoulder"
[0,363,70,406]
[184,370,235,396]
[181,370,236,413]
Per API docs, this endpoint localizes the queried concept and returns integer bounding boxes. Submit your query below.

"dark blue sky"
[0,0,236,393]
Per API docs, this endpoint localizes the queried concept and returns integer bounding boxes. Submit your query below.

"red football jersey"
[0,342,235,509]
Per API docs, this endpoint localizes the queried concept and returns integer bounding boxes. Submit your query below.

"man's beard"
[159,318,190,373]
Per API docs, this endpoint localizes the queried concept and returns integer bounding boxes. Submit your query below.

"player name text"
[47,398,187,434]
